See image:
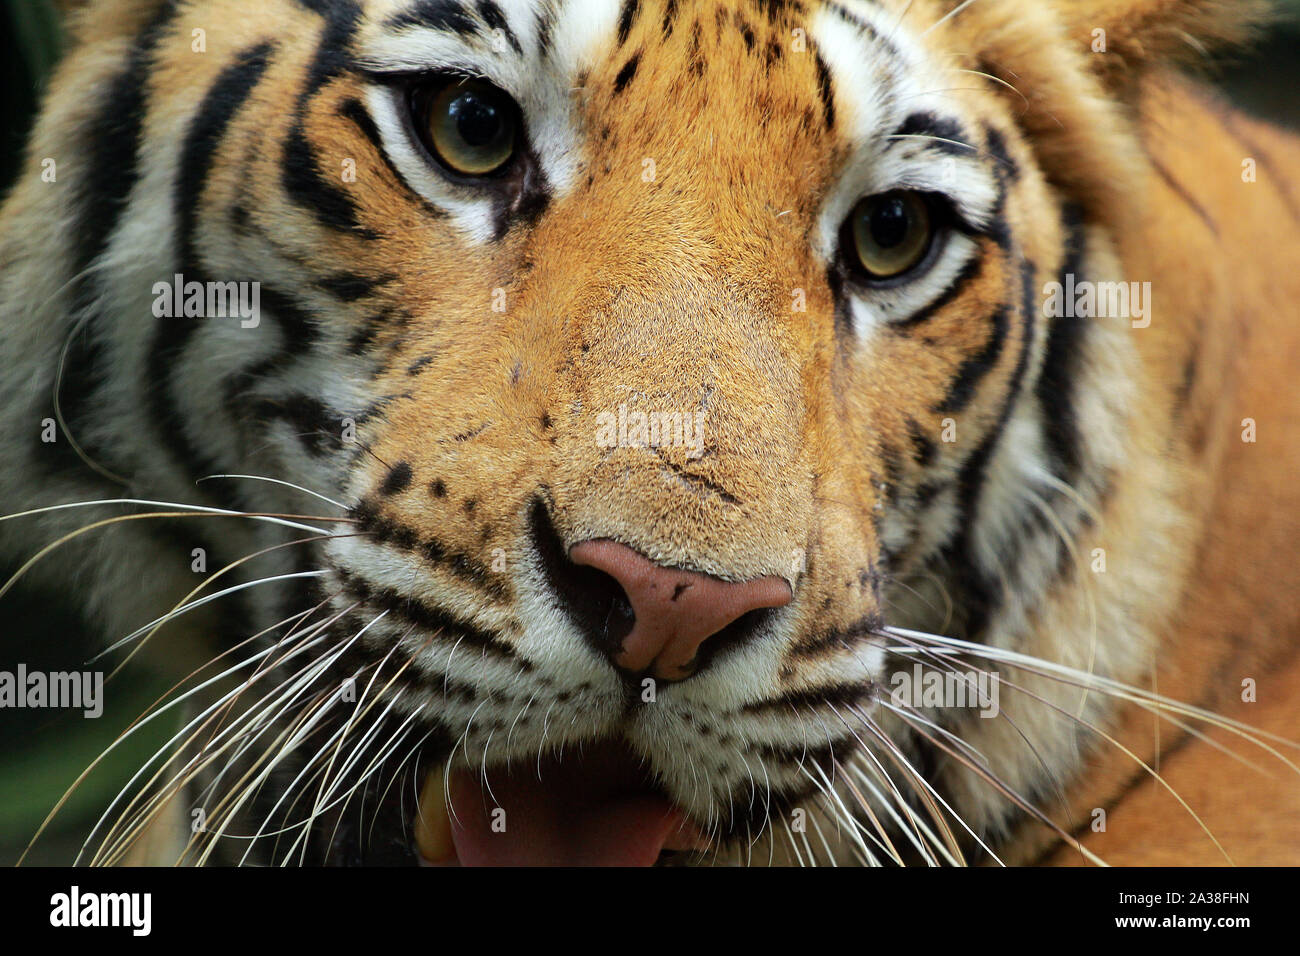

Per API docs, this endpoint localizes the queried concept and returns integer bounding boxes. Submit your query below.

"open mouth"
[412,739,709,866]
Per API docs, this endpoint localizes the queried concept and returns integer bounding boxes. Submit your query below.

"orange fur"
[4,0,1298,865]
[1034,84,1300,864]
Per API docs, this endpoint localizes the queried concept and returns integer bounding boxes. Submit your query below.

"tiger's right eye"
[844,191,936,281]
[413,77,520,177]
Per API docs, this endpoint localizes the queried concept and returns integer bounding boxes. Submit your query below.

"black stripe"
[296,0,351,13]
[282,2,379,239]
[71,2,179,278]
[242,393,339,456]
[352,389,414,424]
[378,461,413,495]
[146,42,276,511]
[337,96,384,150]
[351,500,506,596]
[905,416,937,466]
[1034,204,1087,480]
[752,0,807,26]
[337,96,449,221]
[982,124,1019,180]
[475,0,522,52]
[785,612,884,661]
[687,23,706,77]
[50,1,181,480]
[334,565,523,665]
[1173,339,1199,422]
[178,40,275,260]
[765,34,783,65]
[894,111,969,152]
[258,285,322,350]
[824,0,899,60]
[945,254,1039,641]
[283,126,378,238]
[738,19,757,51]
[754,739,838,767]
[387,0,477,35]
[534,7,555,57]
[318,271,395,302]
[739,682,874,715]
[346,305,408,354]
[937,305,1009,414]
[407,354,436,375]
[617,0,640,45]
[813,52,835,130]
[892,254,984,329]
[328,625,493,706]
[914,477,951,507]
[613,52,641,94]
[662,0,679,37]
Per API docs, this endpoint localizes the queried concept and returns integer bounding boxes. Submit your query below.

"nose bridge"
[509,180,823,571]
[507,154,824,584]
[577,269,801,438]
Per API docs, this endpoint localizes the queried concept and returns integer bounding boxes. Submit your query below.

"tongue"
[446,746,686,866]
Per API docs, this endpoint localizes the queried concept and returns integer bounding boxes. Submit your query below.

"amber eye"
[845,191,935,281]
[415,78,519,177]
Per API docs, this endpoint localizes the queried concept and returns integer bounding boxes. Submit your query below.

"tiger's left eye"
[844,191,937,281]
[414,78,520,177]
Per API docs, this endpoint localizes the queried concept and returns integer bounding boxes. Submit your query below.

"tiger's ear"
[1060,0,1273,78]
[931,0,1272,235]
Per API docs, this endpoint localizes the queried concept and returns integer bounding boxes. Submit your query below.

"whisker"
[197,474,349,511]
[922,0,981,37]
[94,571,329,665]
[852,706,984,865]
[0,508,350,603]
[16,597,331,866]
[86,604,362,865]
[886,626,1300,761]
[96,532,368,678]
[954,67,1031,113]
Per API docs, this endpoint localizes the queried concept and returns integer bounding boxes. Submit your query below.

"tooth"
[414,766,456,864]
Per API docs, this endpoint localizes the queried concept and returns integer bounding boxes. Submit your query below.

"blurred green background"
[1,0,1298,866]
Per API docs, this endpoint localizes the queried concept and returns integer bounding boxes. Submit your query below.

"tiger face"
[203,0,1120,865]
[8,0,1293,866]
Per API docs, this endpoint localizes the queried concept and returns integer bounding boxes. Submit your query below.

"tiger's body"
[1,0,1298,865]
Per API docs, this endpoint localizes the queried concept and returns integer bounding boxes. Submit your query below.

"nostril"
[529,501,637,653]
[571,563,637,651]
[529,499,792,680]
[570,538,790,679]
[693,606,774,674]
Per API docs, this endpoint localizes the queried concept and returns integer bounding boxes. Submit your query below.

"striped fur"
[2,0,1298,865]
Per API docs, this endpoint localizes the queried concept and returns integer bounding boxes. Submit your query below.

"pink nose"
[569,540,793,680]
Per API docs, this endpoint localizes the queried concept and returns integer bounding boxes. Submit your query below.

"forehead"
[353,0,961,125]
[345,0,1000,255]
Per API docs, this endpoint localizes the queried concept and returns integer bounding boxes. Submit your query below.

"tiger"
[2,0,1298,867]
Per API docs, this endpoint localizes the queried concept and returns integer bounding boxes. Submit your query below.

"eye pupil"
[869,197,910,249]
[451,93,502,148]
